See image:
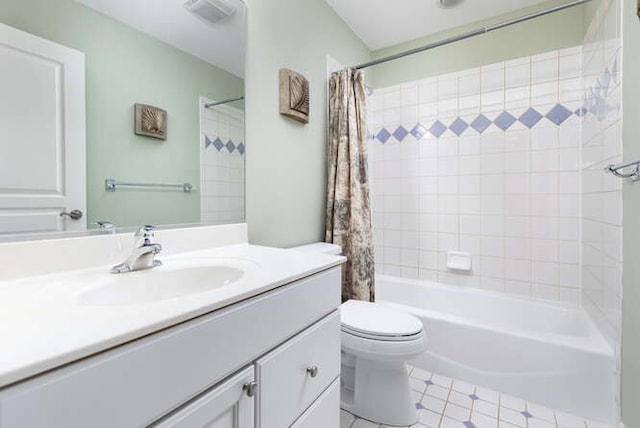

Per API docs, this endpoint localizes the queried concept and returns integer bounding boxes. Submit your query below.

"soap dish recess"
[446,251,472,271]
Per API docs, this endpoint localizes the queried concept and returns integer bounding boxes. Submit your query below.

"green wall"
[244,0,370,247]
[0,0,243,228]
[369,0,585,88]
[622,0,640,425]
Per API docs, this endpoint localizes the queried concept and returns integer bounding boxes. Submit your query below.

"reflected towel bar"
[605,160,640,182]
[105,178,194,193]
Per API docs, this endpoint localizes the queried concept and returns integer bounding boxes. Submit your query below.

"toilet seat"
[341,325,422,342]
[341,300,423,338]
[340,300,427,360]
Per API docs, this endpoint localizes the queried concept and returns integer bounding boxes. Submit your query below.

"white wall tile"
[368,46,586,307]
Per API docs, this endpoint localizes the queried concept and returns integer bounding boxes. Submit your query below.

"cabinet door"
[151,367,254,428]
[256,312,341,427]
[290,379,340,428]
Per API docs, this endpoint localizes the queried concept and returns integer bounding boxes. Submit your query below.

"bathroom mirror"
[0,0,246,240]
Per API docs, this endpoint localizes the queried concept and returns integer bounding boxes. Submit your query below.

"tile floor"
[340,366,612,428]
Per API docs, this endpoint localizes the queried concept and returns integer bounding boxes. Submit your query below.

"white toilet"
[291,243,428,427]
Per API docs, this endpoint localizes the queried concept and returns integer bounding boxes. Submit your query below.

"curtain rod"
[204,96,245,108]
[350,0,592,71]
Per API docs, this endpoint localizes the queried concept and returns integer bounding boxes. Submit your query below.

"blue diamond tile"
[546,104,573,125]
[429,120,447,138]
[411,123,428,140]
[424,379,434,386]
[463,422,476,428]
[393,126,409,142]
[205,136,213,149]
[519,108,543,128]
[575,106,588,117]
[237,142,245,155]
[416,403,425,409]
[449,118,469,136]
[471,114,492,134]
[469,394,479,400]
[213,137,224,151]
[377,128,391,143]
[494,111,517,131]
[521,411,533,418]
[225,140,236,153]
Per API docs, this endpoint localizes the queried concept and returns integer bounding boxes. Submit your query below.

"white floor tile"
[452,379,476,394]
[527,402,556,422]
[432,373,453,388]
[421,395,446,413]
[425,383,450,400]
[528,418,557,428]
[498,421,520,428]
[411,389,424,404]
[499,407,526,427]
[556,411,587,428]
[342,368,610,428]
[417,408,442,427]
[440,416,467,427]
[410,377,428,393]
[449,390,474,408]
[410,366,433,381]
[474,400,499,418]
[472,411,499,428]
[499,394,526,412]
[444,402,472,422]
[475,386,500,404]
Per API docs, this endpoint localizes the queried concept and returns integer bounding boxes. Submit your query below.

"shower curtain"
[325,68,375,302]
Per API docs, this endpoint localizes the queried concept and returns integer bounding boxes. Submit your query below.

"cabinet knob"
[306,366,319,378]
[243,381,257,397]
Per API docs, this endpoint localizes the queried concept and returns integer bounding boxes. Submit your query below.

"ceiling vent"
[437,0,465,8]
[184,0,236,24]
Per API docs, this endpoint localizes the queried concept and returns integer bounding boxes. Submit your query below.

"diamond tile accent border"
[373,103,582,144]
[340,366,612,428]
[204,135,245,155]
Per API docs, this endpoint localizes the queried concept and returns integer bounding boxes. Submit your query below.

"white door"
[151,366,255,428]
[0,23,86,235]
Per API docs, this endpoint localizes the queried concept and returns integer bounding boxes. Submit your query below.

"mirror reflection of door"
[0,24,86,235]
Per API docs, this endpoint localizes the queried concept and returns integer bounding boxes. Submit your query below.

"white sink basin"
[77,260,251,306]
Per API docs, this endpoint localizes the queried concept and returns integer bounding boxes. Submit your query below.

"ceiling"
[323,0,553,51]
[77,0,246,77]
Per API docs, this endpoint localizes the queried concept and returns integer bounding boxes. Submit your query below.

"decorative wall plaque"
[279,68,310,124]
[134,103,167,140]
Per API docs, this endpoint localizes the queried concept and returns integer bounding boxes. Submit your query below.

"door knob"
[60,209,83,220]
[306,366,318,378]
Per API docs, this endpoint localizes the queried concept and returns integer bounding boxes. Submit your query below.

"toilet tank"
[290,242,342,255]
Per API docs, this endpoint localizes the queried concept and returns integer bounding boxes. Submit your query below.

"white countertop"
[0,243,344,389]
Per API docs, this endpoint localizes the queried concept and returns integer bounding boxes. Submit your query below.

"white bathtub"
[375,275,616,425]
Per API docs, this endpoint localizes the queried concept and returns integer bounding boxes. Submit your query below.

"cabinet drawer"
[256,311,340,428]
[151,366,254,428]
[290,378,340,428]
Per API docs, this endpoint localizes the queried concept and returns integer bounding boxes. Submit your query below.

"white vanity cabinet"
[0,266,342,428]
[151,367,256,428]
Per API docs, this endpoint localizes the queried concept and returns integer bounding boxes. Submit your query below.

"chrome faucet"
[111,225,163,273]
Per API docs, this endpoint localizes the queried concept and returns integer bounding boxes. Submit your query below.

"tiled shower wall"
[581,0,622,358]
[200,101,245,225]
[368,47,584,304]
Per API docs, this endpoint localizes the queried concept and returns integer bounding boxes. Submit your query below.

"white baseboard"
[619,422,625,428]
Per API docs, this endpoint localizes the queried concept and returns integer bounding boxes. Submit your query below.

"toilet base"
[341,354,418,426]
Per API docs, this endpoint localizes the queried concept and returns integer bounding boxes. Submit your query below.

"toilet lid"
[340,300,423,338]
